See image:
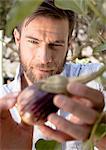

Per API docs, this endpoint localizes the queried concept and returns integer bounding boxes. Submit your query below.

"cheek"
[54,50,67,64]
[20,44,34,66]
[20,37,34,57]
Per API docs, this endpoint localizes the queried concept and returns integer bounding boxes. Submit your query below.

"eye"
[28,40,39,44]
[49,43,63,50]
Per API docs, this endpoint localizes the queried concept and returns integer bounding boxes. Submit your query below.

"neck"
[21,74,29,90]
[21,72,33,90]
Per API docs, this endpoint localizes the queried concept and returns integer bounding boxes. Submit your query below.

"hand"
[95,136,106,150]
[39,82,104,143]
[0,93,33,150]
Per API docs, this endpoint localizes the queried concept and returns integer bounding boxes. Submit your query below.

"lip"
[36,68,53,73]
[32,67,54,73]
[39,69,53,71]
[36,68,54,72]
[38,70,53,73]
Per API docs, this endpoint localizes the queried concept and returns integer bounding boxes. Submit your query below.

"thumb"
[0,92,19,111]
[20,119,33,130]
[0,92,19,120]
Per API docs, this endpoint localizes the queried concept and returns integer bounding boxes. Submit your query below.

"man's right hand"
[0,93,33,150]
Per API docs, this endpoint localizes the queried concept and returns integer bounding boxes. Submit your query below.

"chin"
[35,71,53,80]
[31,70,60,82]
[36,74,51,81]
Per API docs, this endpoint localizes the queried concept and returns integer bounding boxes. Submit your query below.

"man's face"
[14,16,69,83]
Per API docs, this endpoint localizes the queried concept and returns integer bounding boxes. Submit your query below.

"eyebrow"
[26,36,65,44]
[26,36,40,41]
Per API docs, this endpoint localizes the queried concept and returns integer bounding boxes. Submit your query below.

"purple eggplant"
[17,85,58,125]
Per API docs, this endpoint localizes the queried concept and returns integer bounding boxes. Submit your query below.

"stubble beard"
[19,48,67,84]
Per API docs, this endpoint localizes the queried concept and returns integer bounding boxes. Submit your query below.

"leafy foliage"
[35,139,61,150]
[55,0,106,63]
[55,0,88,15]
[6,0,43,35]
[0,0,13,30]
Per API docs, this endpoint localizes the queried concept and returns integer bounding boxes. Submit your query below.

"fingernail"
[54,95,65,106]
[48,113,57,121]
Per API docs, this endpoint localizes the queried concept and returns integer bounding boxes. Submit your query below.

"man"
[0,1,106,150]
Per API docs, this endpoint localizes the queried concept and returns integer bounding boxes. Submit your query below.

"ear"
[13,28,20,49]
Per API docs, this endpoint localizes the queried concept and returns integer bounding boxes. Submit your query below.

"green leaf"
[6,0,43,35]
[83,112,106,150]
[55,0,88,15]
[35,139,61,150]
[87,0,106,24]
[80,0,88,14]
[87,17,99,39]
[94,43,106,52]
[95,123,106,140]
[83,140,94,150]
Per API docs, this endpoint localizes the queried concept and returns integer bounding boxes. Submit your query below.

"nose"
[36,44,52,64]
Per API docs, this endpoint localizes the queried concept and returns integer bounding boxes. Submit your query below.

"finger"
[54,95,99,124]
[48,113,91,141]
[72,97,93,108]
[39,124,73,143]
[66,114,84,125]
[0,92,19,110]
[67,82,104,110]
[0,92,19,119]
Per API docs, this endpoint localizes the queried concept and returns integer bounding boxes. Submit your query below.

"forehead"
[21,16,69,39]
